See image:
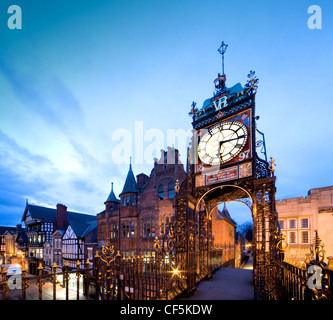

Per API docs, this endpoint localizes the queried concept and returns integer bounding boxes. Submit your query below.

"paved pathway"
[179,257,254,300]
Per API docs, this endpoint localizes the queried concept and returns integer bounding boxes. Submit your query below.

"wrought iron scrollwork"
[256,128,267,162]
[234,197,253,211]
[256,157,271,179]
[304,231,330,300]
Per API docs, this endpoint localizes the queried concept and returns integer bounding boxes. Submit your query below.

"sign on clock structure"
[164,43,284,300]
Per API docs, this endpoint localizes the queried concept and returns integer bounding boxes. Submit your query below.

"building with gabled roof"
[21,201,97,274]
[62,219,97,270]
[0,224,26,265]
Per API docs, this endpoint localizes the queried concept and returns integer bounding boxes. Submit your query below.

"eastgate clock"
[198,121,248,166]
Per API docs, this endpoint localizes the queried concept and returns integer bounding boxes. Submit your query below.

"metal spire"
[218,41,228,75]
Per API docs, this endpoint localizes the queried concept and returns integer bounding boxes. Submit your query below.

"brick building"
[97,147,238,267]
[212,203,237,267]
[97,147,186,256]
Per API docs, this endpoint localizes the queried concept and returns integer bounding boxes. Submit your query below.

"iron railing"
[271,230,333,300]
[0,246,223,300]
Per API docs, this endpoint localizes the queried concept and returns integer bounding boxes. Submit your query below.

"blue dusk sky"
[0,0,332,226]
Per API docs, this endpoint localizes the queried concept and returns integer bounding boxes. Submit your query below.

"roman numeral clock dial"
[198,121,248,166]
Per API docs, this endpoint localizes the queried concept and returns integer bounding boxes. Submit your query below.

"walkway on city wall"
[178,256,254,300]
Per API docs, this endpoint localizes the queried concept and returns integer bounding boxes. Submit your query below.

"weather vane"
[218,41,228,75]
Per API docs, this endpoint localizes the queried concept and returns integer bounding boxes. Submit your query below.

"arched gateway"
[162,43,283,300]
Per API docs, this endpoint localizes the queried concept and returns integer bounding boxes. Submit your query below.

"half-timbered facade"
[62,221,97,270]
[21,202,97,274]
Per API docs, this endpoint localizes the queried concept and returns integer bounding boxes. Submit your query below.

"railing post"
[1,267,9,300]
[37,263,43,300]
[52,262,57,300]
[64,261,69,300]
[94,251,101,300]
[76,260,81,300]
[85,259,90,300]
[21,266,27,300]
[106,257,112,301]
[117,251,121,300]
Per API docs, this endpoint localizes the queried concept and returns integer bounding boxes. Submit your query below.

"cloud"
[0,130,101,222]
[0,54,84,134]
[0,130,57,224]
[0,130,55,183]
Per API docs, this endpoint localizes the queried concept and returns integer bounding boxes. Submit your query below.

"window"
[110,223,118,239]
[160,216,171,235]
[289,219,296,229]
[123,224,129,238]
[278,220,285,230]
[131,220,135,237]
[289,231,297,244]
[142,216,155,238]
[122,221,134,238]
[160,221,164,235]
[126,196,129,206]
[158,185,164,200]
[300,231,309,244]
[99,225,106,240]
[87,248,93,260]
[165,216,170,231]
[168,182,175,199]
[143,223,149,237]
[300,218,309,229]
[131,195,135,206]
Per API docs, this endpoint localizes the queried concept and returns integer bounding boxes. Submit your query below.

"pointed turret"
[120,163,138,196]
[105,183,120,204]
[217,203,231,220]
[119,162,138,211]
[217,203,237,226]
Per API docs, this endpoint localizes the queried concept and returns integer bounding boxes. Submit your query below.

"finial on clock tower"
[218,41,228,76]
[214,41,228,94]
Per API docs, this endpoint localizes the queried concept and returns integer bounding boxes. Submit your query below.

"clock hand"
[220,134,246,145]
[217,140,223,157]
[217,134,246,157]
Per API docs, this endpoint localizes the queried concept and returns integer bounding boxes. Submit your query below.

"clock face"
[198,121,248,165]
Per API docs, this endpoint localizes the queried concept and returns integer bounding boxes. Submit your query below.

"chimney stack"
[56,203,67,230]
